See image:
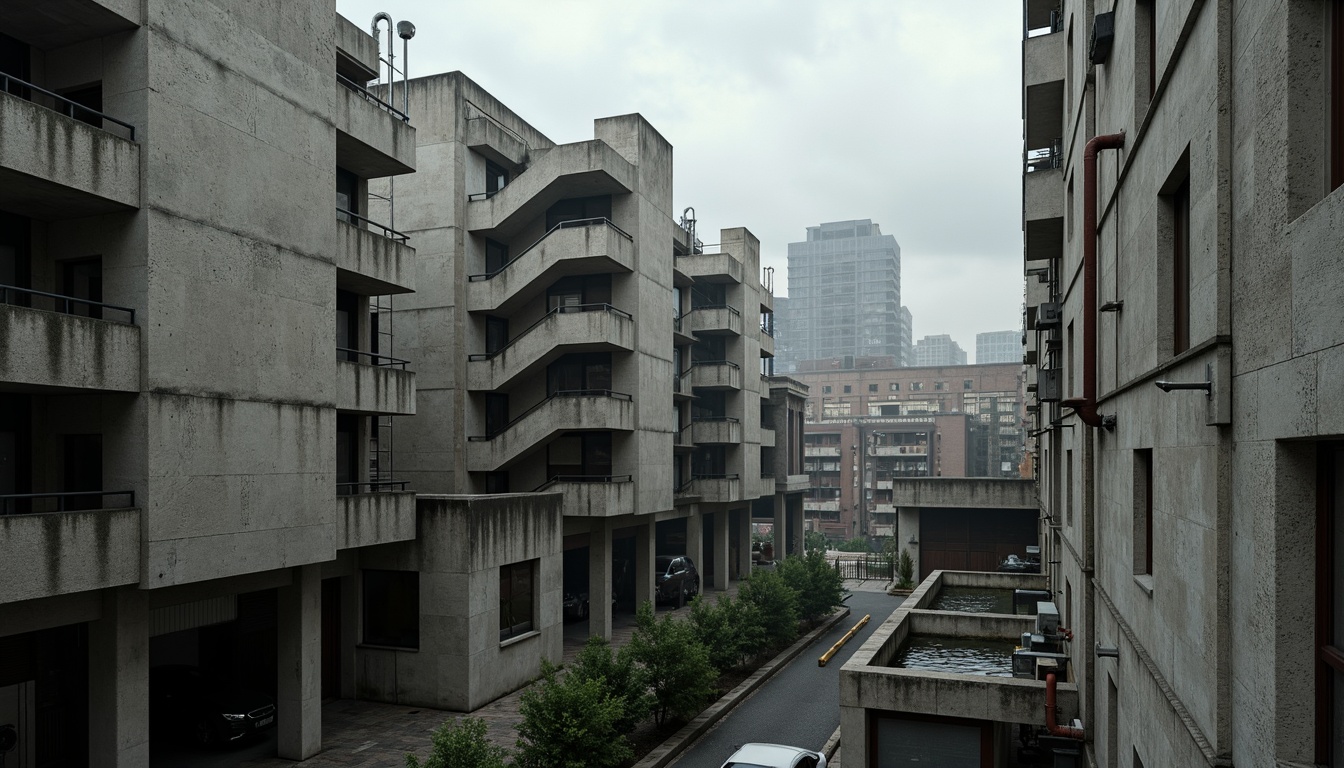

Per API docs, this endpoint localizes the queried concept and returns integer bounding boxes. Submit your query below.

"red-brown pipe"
[1062,131,1125,428]
[1045,672,1085,739]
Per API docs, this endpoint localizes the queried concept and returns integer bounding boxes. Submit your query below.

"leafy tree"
[804,530,830,553]
[834,536,871,553]
[627,601,718,725]
[737,570,799,649]
[514,661,632,768]
[897,547,915,589]
[778,549,844,625]
[688,593,767,672]
[567,635,650,734]
[405,716,509,768]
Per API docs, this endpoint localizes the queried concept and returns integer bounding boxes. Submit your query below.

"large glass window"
[500,560,535,640]
[545,195,612,229]
[1318,443,1344,764]
[547,352,612,395]
[362,570,419,648]
[486,160,509,196]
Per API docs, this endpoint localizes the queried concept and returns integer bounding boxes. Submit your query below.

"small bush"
[514,661,632,768]
[737,570,799,649]
[688,593,767,672]
[567,635,650,734]
[834,536,870,553]
[897,548,915,589]
[405,716,509,768]
[804,531,830,553]
[778,549,844,625]
[627,601,718,725]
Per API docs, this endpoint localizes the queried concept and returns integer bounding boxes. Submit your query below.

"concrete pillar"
[713,509,730,590]
[278,564,322,760]
[588,519,613,639]
[635,520,655,611]
[340,573,359,698]
[789,499,804,558]
[898,507,921,580]
[88,587,149,768]
[772,493,786,560]
[736,508,753,578]
[685,510,703,584]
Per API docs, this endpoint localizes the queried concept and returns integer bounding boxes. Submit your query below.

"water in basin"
[889,634,1016,677]
[930,586,1035,615]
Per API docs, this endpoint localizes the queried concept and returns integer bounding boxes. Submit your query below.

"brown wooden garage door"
[918,508,1037,580]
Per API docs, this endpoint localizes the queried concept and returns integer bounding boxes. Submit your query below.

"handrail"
[675,479,696,493]
[336,480,410,495]
[467,304,632,361]
[533,474,632,492]
[467,389,633,441]
[337,208,410,242]
[0,284,135,324]
[692,473,740,481]
[675,423,694,442]
[0,490,135,516]
[467,217,634,282]
[691,416,740,423]
[0,72,136,140]
[336,347,410,369]
[692,359,741,369]
[336,73,409,122]
[689,303,741,318]
[467,190,500,202]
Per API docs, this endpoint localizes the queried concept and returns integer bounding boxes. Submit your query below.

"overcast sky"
[336,1,1025,362]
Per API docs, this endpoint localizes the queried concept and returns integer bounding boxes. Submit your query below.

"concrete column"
[736,508,753,578]
[588,519,613,639]
[634,520,655,611]
[713,509,730,590]
[340,573,359,698]
[685,510,703,585]
[772,493,786,560]
[278,564,322,760]
[789,499,804,558]
[88,587,149,768]
[898,507,921,580]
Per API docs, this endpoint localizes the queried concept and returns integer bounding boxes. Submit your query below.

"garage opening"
[0,624,89,766]
[918,508,1037,580]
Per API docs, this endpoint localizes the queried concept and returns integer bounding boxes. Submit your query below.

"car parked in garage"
[720,742,827,768]
[149,665,277,747]
[654,555,700,607]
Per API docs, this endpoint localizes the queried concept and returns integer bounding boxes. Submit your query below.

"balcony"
[688,360,742,391]
[759,330,775,357]
[0,85,139,219]
[467,304,633,392]
[674,252,742,284]
[336,352,416,415]
[805,446,841,457]
[337,484,416,550]
[0,493,139,604]
[534,475,635,517]
[1023,27,1064,90]
[466,140,636,238]
[778,473,810,494]
[760,427,776,448]
[1023,155,1064,224]
[805,500,840,512]
[673,371,694,401]
[673,314,697,347]
[674,424,694,451]
[874,503,897,515]
[685,305,742,336]
[0,291,139,392]
[691,417,741,445]
[872,445,927,457]
[466,115,528,169]
[466,219,635,314]
[0,2,139,49]
[335,75,415,178]
[337,217,415,295]
[466,390,634,472]
[692,474,741,504]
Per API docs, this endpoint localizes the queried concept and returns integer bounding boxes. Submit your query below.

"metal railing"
[833,556,894,581]
[467,389,632,441]
[467,218,634,281]
[0,284,135,324]
[336,73,409,122]
[689,303,741,318]
[337,208,410,242]
[533,474,631,491]
[692,473,740,481]
[1025,138,1062,173]
[1,72,136,140]
[675,479,696,494]
[0,490,135,516]
[691,416,739,423]
[674,423,694,444]
[692,359,741,369]
[467,304,631,361]
[337,480,410,496]
[336,347,410,369]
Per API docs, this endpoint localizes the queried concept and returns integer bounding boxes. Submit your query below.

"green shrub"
[737,570,799,649]
[688,593,767,672]
[567,635,650,734]
[897,548,915,589]
[627,601,718,725]
[834,536,870,553]
[778,549,844,625]
[405,716,509,768]
[514,661,632,768]
[804,531,830,553]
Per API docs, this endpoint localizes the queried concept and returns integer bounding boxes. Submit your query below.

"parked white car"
[719,743,827,768]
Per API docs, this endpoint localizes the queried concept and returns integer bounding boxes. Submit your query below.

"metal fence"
[833,556,894,581]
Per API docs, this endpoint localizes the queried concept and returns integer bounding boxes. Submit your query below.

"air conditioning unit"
[1090,11,1115,64]
[1037,602,1061,635]
[1037,302,1062,328]
[1038,369,1062,402]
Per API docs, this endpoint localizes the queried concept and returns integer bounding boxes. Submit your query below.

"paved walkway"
[234,580,874,767]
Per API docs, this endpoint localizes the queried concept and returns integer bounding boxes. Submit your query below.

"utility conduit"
[818,614,870,667]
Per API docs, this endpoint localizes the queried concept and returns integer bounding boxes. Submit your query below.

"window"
[548,274,611,313]
[868,383,878,393]
[485,239,509,275]
[485,471,508,494]
[843,385,852,394]
[964,379,974,390]
[545,195,612,229]
[485,316,508,355]
[1317,443,1344,764]
[546,352,612,395]
[1161,155,1192,355]
[336,166,359,221]
[363,570,419,648]
[485,393,509,436]
[336,290,360,362]
[62,257,102,319]
[63,434,102,511]
[486,160,509,196]
[889,382,900,392]
[823,386,832,394]
[336,414,359,494]
[934,381,945,391]
[500,560,536,640]
[547,432,612,479]
[911,382,923,392]
[60,82,103,129]
[1066,449,1074,526]
[1067,321,1075,396]
[1332,1,1344,190]
[1133,449,1153,575]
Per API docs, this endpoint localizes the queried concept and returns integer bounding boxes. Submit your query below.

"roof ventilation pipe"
[1061,131,1125,429]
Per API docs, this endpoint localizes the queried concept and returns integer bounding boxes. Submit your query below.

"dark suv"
[655,555,700,607]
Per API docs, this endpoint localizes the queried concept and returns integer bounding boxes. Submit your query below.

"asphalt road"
[669,589,901,768]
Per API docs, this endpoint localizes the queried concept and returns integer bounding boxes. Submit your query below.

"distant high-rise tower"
[913,334,968,366]
[899,306,914,366]
[776,219,901,371]
[976,330,1021,364]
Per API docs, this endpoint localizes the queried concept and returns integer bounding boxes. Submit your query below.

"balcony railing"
[467,389,632,441]
[1025,138,1062,173]
[690,303,741,318]
[467,303,632,361]
[337,480,410,497]
[692,359,741,370]
[533,474,632,492]
[467,217,633,282]
[1,490,135,516]
[1,72,136,140]
[692,416,739,424]
[337,348,409,369]
[337,208,409,242]
[693,473,740,480]
[336,73,409,123]
[1,285,135,323]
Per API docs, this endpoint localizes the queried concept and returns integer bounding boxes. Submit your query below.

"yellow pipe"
[819,614,870,667]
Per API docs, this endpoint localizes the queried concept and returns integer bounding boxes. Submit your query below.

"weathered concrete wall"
[336,361,415,416]
[0,508,140,603]
[338,491,416,550]
[336,220,415,295]
[0,306,140,392]
[890,477,1038,509]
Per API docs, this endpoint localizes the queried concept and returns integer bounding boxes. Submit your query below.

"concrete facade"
[1021,1,1344,766]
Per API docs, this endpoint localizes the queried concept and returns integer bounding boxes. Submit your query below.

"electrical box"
[1037,602,1060,635]
[1090,11,1115,64]
[1037,302,1062,328]
[1038,369,1062,402]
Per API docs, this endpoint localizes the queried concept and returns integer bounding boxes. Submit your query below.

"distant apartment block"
[912,333,968,366]
[899,306,914,366]
[975,329,1022,364]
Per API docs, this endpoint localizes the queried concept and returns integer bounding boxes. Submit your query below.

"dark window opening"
[62,434,102,511]
[485,393,509,436]
[545,195,612,230]
[0,32,31,99]
[336,414,359,494]
[485,316,509,355]
[500,561,535,640]
[692,335,726,363]
[1171,177,1191,355]
[547,432,612,479]
[1134,448,1153,575]
[362,570,419,648]
[843,385,852,394]
[62,257,102,319]
[336,167,360,222]
[485,471,509,494]
[547,274,611,313]
[486,160,509,196]
[693,390,727,421]
[59,82,102,129]
[868,383,878,393]
[964,379,974,390]
[1332,2,1344,190]
[485,238,509,274]
[547,352,612,395]
[337,290,360,361]
[691,282,726,308]
[0,211,32,306]
[0,394,33,515]
[692,445,727,477]
[1317,442,1344,764]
